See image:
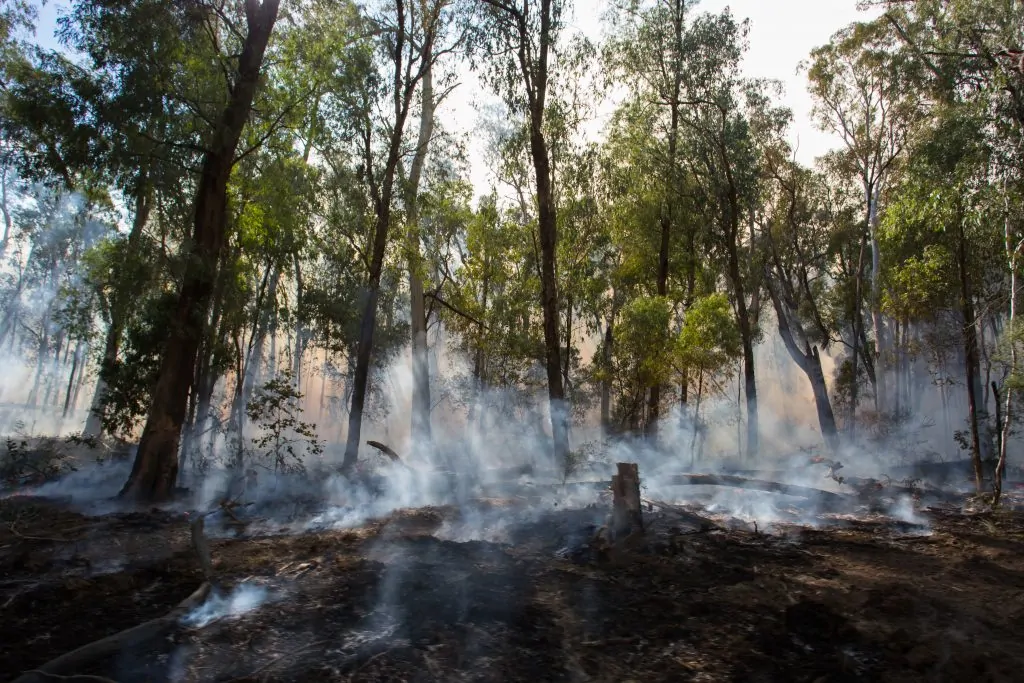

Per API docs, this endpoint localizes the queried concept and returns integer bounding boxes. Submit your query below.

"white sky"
[31,0,881,195]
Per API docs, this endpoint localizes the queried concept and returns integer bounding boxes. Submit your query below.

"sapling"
[246,370,323,476]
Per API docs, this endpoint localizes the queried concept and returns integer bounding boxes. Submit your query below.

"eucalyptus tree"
[762,156,842,451]
[121,0,282,501]
[806,19,923,418]
[867,0,1023,497]
[672,9,764,457]
[403,0,470,453]
[475,0,571,466]
[881,108,1004,492]
[340,0,460,472]
[604,0,698,441]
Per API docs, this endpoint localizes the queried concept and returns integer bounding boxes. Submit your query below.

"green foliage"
[246,370,323,474]
[674,293,742,378]
[615,295,673,389]
[96,289,177,438]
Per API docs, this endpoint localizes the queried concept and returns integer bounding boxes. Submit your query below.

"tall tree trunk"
[867,183,887,416]
[84,179,152,437]
[727,235,757,457]
[407,56,435,448]
[956,218,984,492]
[647,0,684,443]
[529,120,570,467]
[183,245,233,464]
[995,195,1017,505]
[120,0,281,502]
[647,210,671,442]
[292,253,306,390]
[62,340,83,419]
[229,259,274,469]
[849,232,868,438]
[489,0,569,468]
[342,1,421,471]
[0,159,13,259]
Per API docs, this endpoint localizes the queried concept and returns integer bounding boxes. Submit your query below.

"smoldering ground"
[2,329,1022,681]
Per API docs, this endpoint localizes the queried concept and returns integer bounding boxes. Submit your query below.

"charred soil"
[2,495,1024,682]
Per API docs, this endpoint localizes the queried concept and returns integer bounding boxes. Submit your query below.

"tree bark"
[647,0,685,446]
[600,313,613,434]
[62,340,83,419]
[766,280,840,452]
[726,232,757,457]
[407,54,435,448]
[867,183,887,416]
[120,0,281,502]
[956,218,984,492]
[995,185,1018,506]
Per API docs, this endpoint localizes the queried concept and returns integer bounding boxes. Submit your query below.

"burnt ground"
[2,493,1024,683]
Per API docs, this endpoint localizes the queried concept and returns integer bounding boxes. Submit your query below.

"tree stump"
[611,462,643,540]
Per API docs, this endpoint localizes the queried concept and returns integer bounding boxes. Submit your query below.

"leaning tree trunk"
[120,0,281,502]
[407,55,435,449]
[767,281,840,453]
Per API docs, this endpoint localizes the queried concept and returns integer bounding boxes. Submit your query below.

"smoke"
[180,583,271,629]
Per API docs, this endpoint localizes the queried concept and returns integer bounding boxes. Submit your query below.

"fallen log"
[663,474,852,509]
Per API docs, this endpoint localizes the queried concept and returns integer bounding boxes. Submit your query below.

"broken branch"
[11,583,212,683]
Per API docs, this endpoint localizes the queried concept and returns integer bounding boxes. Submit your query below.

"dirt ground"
[3,490,1024,683]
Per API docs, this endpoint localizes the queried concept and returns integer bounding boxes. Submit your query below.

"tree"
[881,108,1002,492]
[807,19,922,417]
[341,0,454,471]
[675,12,763,457]
[121,0,282,502]
[477,0,570,467]
[604,0,696,442]
[673,292,741,462]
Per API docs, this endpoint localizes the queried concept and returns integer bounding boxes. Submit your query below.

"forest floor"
[3,485,1024,683]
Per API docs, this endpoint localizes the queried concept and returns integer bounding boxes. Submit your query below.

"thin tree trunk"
[850,231,868,439]
[0,159,13,259]
[292,253,306,390]
[601,314,613,434]
[529,105,570,468]
[956,218,984,492]
[121,0,281,502]
[407,55,435,448]
[62,340,83,419]
[995,188,1018,506]
[342,4,421,471]
[868,183,887,417]
[689,372,703,467]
